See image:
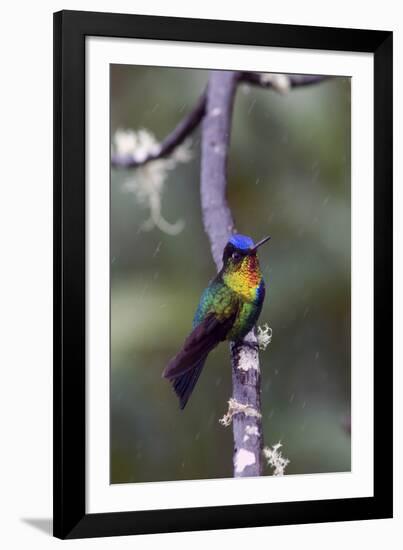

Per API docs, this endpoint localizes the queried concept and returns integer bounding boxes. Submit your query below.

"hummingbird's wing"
[162,310,237,409]
[163,311,236,380]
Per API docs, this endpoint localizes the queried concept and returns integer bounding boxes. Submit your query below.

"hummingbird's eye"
[231,251,242,262]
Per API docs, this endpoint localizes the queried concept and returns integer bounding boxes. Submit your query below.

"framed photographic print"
[53,10,393,539]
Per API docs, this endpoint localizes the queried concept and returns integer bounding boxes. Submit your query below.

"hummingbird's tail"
[163,311,236,409]
[172,357,207,410]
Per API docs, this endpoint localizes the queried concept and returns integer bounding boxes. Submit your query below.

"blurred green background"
[110,65,351,484]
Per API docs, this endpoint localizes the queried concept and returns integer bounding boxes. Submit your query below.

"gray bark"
[200,70,264,477]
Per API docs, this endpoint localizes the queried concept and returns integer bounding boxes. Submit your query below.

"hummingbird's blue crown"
[229,234,254,251]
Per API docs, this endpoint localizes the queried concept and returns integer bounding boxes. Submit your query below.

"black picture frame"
[53,9,393,539]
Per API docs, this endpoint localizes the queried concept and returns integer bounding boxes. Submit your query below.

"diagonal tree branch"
[200,70,264,477]
[111,91,206,168]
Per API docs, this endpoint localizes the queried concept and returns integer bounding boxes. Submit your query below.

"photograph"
[110,64,351,484]
[51,8,392,540]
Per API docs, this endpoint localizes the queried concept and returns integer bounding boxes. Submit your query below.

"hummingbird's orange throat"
[223,254,262,302]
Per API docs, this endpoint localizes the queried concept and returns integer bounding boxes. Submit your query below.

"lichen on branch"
[263,443,290,476]
[113,128,192,235]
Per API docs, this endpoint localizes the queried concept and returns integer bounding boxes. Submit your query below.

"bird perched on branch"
[163,234,270,409]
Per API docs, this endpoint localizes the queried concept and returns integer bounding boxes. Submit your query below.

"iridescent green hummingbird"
[163,234,270,409]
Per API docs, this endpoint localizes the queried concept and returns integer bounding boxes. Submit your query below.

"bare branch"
[239,72,330,90]
[111,91,206,168]
[200,71,236,267]
[200,70,264,477]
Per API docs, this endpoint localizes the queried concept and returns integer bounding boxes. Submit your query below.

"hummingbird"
[163,234,270,409]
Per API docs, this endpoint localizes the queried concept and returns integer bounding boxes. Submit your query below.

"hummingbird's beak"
[250,235,271,252]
